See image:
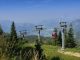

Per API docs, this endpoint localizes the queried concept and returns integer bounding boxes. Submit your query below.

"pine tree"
[66,24,76,48]
[8,21,18,57]
[35,40,43,60]
[57,31,62,46]
[10,22,17,41]
[0,24,5,55]
[35,40,46,60]
[0,24,3,35]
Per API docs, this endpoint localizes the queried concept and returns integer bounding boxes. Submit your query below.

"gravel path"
[58,50,80,57]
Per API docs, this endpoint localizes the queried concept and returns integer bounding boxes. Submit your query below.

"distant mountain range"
[0,20,11,32]
[0,19,80,39]
[0,20,59,36]
[0,20,36,35]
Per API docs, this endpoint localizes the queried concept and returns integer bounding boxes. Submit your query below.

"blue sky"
[0,0,80,23]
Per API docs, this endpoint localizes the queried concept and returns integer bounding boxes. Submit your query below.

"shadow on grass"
[51,56,62,60]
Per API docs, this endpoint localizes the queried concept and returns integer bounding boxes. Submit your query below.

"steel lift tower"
[35,25,43,42]
[60,22,67,50]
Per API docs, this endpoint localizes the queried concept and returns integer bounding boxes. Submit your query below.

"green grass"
[22,43,35,48]
[42,45,59,60]
[65,48,80,53]
[22,43,80,60]
[42,44,80,60]
[20,42,35,48]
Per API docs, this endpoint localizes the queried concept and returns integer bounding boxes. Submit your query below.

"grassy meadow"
[22,43,80,60]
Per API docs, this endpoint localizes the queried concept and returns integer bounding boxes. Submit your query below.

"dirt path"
[58,50,80,57]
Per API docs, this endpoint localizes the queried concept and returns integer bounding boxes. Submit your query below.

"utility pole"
[35,25,43,42]
[60,22,67,50]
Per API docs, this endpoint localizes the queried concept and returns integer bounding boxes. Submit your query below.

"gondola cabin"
[52,32,57,39]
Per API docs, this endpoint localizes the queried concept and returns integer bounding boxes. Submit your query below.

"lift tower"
[35,25,43,42]
[60,22,67,50]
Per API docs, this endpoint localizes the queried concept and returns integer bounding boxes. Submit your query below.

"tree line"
[53,23,76,48]
[0,22,46,60]
[0,21,77,60]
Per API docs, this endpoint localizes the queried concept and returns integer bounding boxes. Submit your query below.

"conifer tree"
[8,21,18,57]
[66,24,76,48]
[57,31,62,46]
[0,24,5,55]
[0,24,3,35]
[35,40,43,60]
[10,22,17,41]
[35,40,46,60]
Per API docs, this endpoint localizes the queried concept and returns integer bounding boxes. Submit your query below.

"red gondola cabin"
[52,32,57,39]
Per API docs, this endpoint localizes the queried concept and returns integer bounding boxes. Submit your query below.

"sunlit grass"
[65,48,80,53]
[20,43,80,60]
[21,43,35,48]
[42,44,80,60]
